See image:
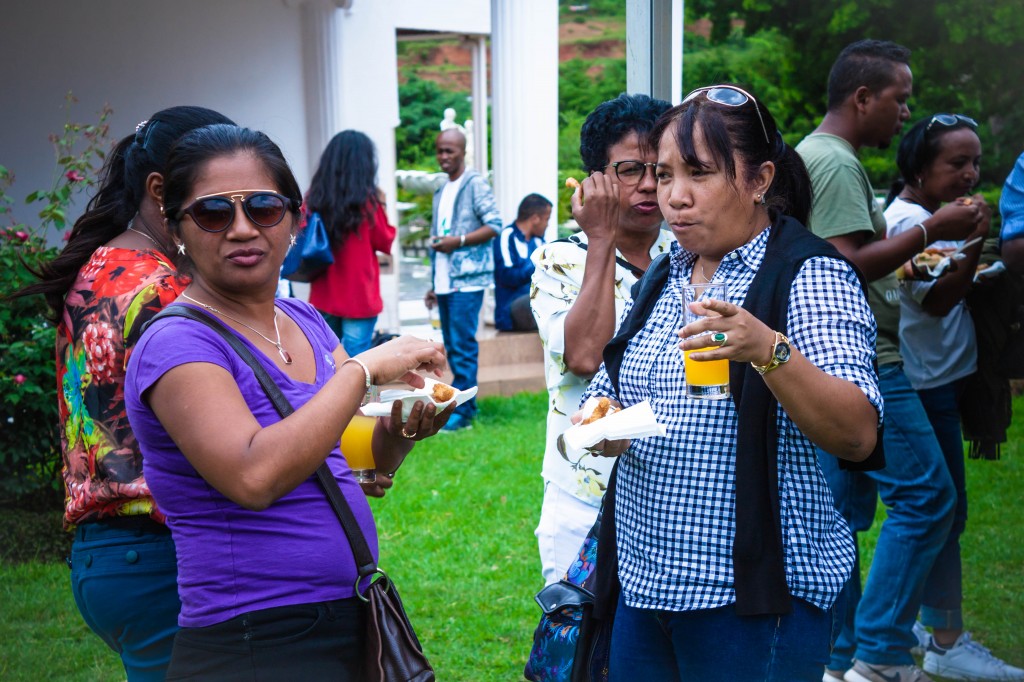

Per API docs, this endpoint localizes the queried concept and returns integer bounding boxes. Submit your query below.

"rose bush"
[0,95,110,506]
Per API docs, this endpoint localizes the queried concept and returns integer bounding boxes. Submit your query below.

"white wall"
[1,0,309,238]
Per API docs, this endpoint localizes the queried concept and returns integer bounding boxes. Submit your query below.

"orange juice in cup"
[684,346,730,398]
[340,414,376,482]
[682,282,730,400]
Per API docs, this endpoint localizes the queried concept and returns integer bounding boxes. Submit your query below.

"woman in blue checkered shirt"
[581,86,883,681]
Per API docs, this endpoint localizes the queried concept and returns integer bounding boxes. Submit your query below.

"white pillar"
[333,3,403,332]
[626,0,683,103]
[299,0,341,174]
[471,35,489,178]
[490,0,559,237]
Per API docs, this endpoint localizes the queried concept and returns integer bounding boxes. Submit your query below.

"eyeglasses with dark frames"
[681,85,771,146]
[178,189,294,233]
[602,161,657,185]
[926,114,979,134]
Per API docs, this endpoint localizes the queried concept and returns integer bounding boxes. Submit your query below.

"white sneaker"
[924,632,1024,681]
[845,660,933,682]
[912,621,931,658]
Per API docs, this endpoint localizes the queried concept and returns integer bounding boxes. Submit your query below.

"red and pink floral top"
[57,246,186,527]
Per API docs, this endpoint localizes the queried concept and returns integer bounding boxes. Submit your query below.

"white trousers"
[535,482,602,585]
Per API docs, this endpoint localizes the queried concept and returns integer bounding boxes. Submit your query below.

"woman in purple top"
[124,124,450,680]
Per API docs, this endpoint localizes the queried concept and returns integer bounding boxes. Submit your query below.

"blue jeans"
[608,594,836,681]
[437,290,483,419]
[818,363,955,668]
[71,519,181,682]
[320,313,377,357]
[918,380,968,631]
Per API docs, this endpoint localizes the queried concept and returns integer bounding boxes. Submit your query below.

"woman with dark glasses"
[579,84,882,680]
[124,124,450,679]
[305,130,396,357]
[12,106,234,682]
[885,118,1023,681]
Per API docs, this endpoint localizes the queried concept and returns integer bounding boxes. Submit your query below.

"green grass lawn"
[2,390,1022,680]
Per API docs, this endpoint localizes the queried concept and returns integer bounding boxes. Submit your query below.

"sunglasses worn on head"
[681,85,771,146]
[926,113,978,134]
[178,189,293,233]
[603,161,656,185]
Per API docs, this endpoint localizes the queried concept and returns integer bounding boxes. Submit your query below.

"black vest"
[600,214,884,616]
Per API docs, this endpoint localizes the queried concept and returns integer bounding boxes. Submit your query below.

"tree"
[395,75,473,169]
[686,0,1024,187]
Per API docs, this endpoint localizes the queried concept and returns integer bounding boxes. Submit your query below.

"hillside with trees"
[395,0,1022,199]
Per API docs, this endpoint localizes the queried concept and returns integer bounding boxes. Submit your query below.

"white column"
[626,0,683,103]
[334,3,403,332]
[490,0,559,237]
[471,35,489,178]
[299,0,341,176]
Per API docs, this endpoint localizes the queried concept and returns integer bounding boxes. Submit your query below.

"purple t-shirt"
[125,298,377,628]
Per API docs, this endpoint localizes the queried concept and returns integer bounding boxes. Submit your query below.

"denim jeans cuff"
[920,605,964,631]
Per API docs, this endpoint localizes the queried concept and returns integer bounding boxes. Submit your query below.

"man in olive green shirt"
[797,40,997,682]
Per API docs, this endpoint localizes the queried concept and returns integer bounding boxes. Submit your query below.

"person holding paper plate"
[883,117,1023,682]
[124,124,450,679]
[579,85,883,681]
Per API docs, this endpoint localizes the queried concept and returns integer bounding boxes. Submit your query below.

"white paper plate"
[360,376,478,420]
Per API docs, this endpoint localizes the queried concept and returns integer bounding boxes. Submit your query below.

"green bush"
[0,96,111,506]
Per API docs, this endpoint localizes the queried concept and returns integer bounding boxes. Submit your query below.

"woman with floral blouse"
[15,106,234,682]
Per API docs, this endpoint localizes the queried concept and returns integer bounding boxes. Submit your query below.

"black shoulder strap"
[555,234,646,280]
[602,252,672,394]
[147,305,378,577]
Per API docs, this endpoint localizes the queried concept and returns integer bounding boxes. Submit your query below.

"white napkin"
[974,260,1006,283]
[561,399,666,452]
[360,376,478,420]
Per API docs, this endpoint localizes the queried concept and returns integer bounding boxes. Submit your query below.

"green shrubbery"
[0,96,111,508]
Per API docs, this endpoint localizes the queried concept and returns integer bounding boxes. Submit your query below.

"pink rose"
[15,231,29,242]
[63,231,72,241]
[13,374,26,385]
[65,170,86,183]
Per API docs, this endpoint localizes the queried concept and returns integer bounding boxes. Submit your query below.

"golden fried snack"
[962,198,973,206]
[431,382,457,402]
[582,397,616,425]
[565,177,580,190]
[912,248,947,270]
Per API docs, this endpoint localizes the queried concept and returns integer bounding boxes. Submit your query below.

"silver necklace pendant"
[277,346,293,365]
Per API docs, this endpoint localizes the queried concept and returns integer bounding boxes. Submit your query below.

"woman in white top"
[883,114,1024,681]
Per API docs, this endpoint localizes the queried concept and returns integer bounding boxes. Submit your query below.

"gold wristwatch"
[751,331,791,375]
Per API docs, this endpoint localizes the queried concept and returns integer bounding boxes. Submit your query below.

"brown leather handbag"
[314,463,434,681]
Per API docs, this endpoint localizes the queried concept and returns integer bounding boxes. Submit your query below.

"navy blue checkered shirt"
[584,226,882,612]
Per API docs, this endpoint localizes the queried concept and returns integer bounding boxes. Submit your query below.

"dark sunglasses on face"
[178,189,293,233]
[926,113,979,134]
[603,161,657,185]
[681,84,771,146]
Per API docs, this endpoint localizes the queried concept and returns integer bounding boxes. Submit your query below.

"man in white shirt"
[425,129,502,431]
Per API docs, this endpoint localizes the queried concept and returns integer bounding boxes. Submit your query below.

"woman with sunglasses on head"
[578,85,883,681]
[305,130,396,357]
[12,106,234,682]
[885,118,1023,681]
[123,124,449,680]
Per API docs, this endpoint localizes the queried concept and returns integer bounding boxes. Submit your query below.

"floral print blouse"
[57,247,186,526]
[529,230,676,507]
